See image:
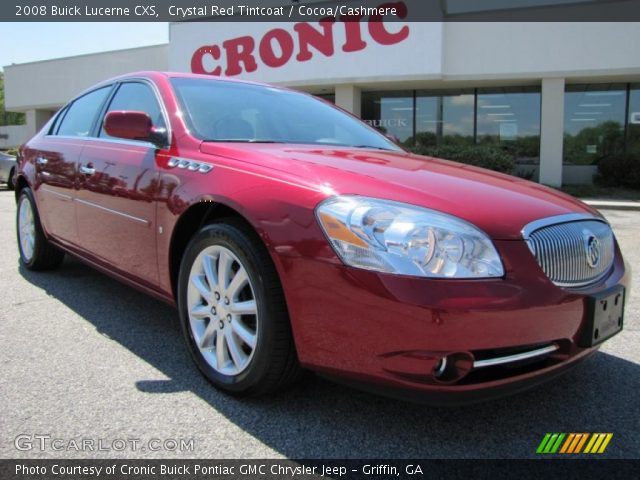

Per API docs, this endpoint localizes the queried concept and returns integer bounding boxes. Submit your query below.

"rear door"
[34,86,113,247]
[75,81,169,287]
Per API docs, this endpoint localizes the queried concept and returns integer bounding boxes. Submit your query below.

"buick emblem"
[583,230,601,269]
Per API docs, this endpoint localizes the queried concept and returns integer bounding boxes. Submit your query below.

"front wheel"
[7,167,15,190]
[177,220,300,396]
[16,187,64,270]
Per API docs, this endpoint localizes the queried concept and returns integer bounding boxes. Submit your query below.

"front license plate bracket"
[578,286,625,348]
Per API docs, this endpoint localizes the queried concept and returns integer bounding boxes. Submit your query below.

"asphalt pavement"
[0,189,638,459]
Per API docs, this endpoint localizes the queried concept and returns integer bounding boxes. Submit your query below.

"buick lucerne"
[15,72,629,403]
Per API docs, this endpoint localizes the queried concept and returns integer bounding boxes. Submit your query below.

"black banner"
[1,459,639,480]
[4,0,640,22]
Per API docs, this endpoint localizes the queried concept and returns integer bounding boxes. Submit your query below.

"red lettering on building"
[190,46,221,75]
[190,1,410,77]
[259,28,295,68]
[369,2,409,45]
[293,17,336,61]
[222,36,258,76]
[340,15,368,53]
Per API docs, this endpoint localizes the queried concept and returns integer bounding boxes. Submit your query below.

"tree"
[0,71,26,126]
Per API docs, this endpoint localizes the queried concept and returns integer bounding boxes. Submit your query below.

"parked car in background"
[13,72,630,404]
[0,151,16,190]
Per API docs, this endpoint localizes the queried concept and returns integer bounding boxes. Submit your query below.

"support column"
[539,78,565,187]
[25,109,52,137]
[334,84,361,117]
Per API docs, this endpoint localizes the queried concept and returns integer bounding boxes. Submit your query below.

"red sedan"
[14,72,629,404]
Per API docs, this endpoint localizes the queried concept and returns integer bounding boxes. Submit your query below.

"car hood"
[200,143,599,240]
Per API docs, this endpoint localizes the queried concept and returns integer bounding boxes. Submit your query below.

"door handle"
[35,157,48,166]
[79,165,95,175]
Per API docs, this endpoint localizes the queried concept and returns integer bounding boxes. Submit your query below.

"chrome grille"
[523,216,615,287]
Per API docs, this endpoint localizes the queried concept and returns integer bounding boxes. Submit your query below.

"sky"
[0,23,168,71]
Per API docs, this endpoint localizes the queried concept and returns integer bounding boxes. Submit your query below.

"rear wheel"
[177,220,300,396]
[16,188,64,270]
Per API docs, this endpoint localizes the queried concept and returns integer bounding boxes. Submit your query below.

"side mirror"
[104,111,165,147]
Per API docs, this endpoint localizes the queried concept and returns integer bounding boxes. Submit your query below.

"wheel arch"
[14,174,30,202]
[168,199,272,301]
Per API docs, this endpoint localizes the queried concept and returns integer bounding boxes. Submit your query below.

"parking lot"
[0,188,638,459]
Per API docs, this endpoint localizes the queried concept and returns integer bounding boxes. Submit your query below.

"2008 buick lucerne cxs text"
[15,72,629,404]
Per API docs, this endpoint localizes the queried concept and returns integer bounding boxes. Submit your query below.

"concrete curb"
[582,199,640,211]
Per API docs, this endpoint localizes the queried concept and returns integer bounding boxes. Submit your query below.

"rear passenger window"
[100,82,166,139]
[48,107,66,135]
[56,87,111,137]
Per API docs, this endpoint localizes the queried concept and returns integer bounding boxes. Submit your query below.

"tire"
[177,219,300,396]
[16,187,65,270]
[7,167,15,190]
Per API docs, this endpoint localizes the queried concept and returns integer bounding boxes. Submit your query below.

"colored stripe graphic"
[537,433,565,454]
[537,434,552,454]
[597,433,613,453]
[550,433,565,453]
[584,433,614,454]
[559,433,575,453]
[537,433,612,454]
[560,433,588,453]
[573,433,589,453]
[584,434,598,453]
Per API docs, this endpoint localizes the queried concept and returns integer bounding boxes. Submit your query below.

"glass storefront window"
[563,84,627,165]
[628,84,640,155]
[415,90,475,147]
[361,91,414,144]
[477,87,541,164]
[362,88,541,158]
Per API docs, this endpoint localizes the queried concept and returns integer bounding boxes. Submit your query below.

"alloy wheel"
[187,245,259,376]
[18,196,36,262]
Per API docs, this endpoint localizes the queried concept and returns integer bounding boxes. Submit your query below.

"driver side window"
[100,82,166,140]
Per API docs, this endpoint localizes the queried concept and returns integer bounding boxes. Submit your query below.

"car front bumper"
[277,239,630,404]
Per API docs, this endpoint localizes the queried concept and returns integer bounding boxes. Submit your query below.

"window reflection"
[563,84,627,165]
[361,88,541,160]
[361,91,414,144]
[415,90,475,147]
[628,84,640,155]
[477,87,541,165]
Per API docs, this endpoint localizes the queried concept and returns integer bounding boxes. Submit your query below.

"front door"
[75,81,168,288]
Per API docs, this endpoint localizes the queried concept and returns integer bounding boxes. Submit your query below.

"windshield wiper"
[352,145,396,151]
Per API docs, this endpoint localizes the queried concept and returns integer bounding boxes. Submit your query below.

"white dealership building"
[3,5,640,186]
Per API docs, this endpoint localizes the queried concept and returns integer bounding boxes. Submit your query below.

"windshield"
[170,77,401,151]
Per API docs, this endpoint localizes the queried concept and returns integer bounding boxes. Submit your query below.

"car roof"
[105,71,279,89]
[75,71,304,104]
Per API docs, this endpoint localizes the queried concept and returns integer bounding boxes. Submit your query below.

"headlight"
[316,196,504,279]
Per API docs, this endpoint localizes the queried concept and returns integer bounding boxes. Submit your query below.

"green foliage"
[563,121,625,165]
[412,132,474,148]
[409,133,539,167]
[596,153,640,190]
[0,72,26,126]
[409,144,516,174]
